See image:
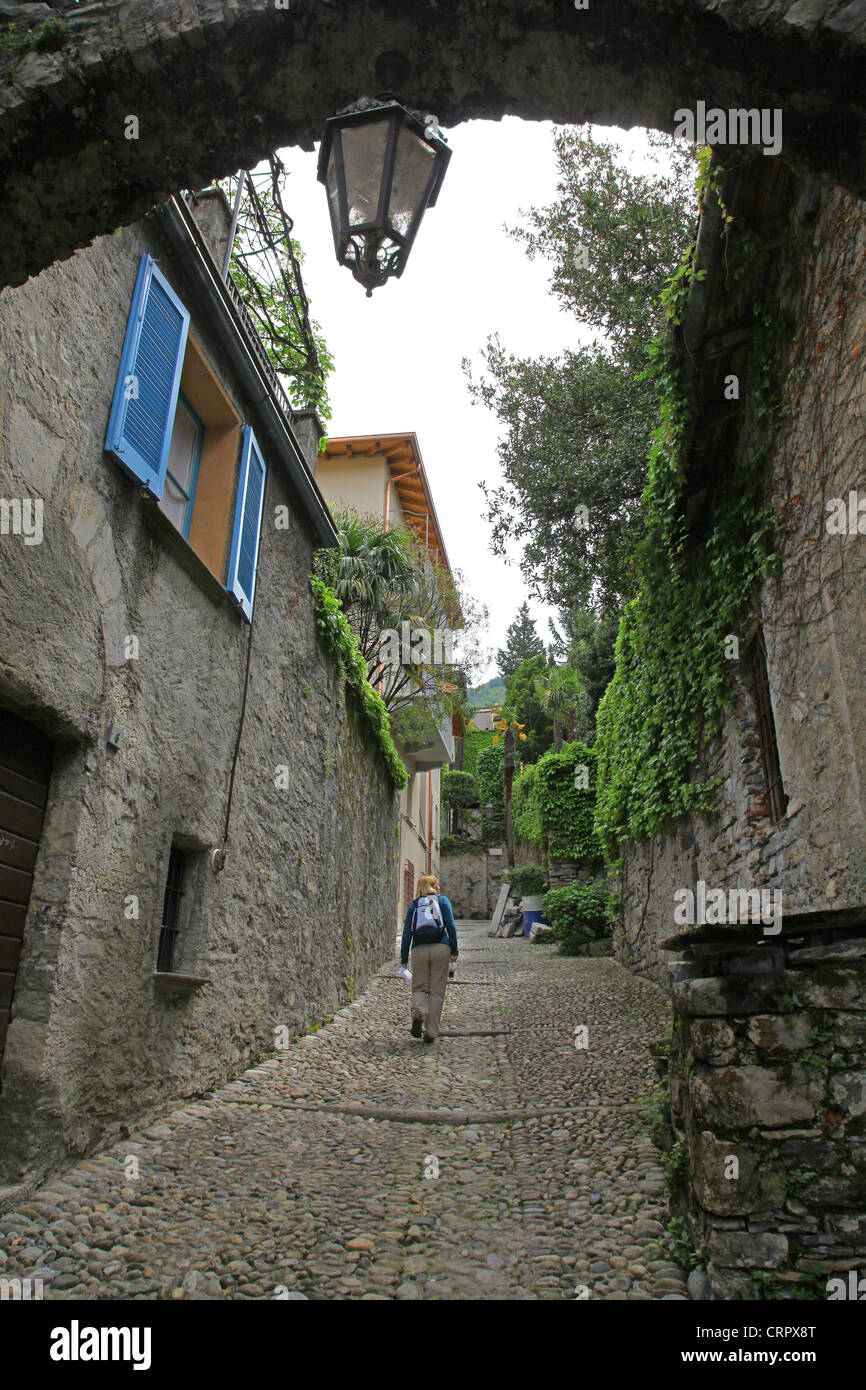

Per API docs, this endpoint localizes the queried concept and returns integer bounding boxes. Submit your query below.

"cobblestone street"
[0,923,687,1301]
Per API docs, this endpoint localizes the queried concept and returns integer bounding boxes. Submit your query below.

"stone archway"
[1,0,866,287]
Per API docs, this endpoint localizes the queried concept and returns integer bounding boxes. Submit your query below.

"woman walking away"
[401,875,458,1043]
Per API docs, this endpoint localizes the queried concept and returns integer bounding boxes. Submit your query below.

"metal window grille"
[157,847,186,972]
[751,629,788,823]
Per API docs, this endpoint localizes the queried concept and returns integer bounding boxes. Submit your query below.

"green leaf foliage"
[508,863,548,897]
[310,576,408,789]
[441,770,479,809]
[593,262,778,858]
[476,744,505,816]
[512,742,602,862]
[542,880,617,955]
[461,727,494,776]
[506,652,553,763]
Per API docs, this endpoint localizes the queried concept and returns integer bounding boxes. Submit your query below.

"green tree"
[506,653,553,764]
[497,601,545,683]
[314,508,488,718]
[465,127,696,612]
[535,661,586,753]
[549,607,620,740]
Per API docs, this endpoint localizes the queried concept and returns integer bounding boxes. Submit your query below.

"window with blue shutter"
[226,426,267,621]
[105,254,190,495]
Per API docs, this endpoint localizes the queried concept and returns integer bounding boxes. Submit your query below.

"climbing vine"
[310,576,408,789]
[461,727,494,776]
[512,742,601,862]
[476,744,505,817]
[594,173,782,859]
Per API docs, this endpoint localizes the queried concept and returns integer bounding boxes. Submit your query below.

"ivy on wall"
[512,742,602,863]
[310,576,408,789]
[462,727,494,777]
[476,744,505,816]
[594,166,781,861]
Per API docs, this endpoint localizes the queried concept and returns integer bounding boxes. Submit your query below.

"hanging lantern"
[317,94,451,296]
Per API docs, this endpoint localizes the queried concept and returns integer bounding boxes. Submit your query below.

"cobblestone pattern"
[0,923,687,1301]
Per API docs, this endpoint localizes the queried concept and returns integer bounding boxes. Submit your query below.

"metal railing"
[222,268,296,424]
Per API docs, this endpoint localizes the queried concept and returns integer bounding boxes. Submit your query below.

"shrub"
[508,863,548,898]
[542,880,616,955]
[441,769,479,808]
[511,742,602,862]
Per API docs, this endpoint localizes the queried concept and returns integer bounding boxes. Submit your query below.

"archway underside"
[1,0,865,287]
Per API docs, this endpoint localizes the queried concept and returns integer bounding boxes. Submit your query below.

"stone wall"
[4,0,866,288]
[669,926,866,1298]
[439,846,507,919]
[615,174,866,987]
[0,209,398,1187]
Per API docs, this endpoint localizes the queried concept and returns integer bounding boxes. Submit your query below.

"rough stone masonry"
[2,0,866,286]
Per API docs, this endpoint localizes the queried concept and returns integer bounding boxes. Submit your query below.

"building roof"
[322,433,453,578]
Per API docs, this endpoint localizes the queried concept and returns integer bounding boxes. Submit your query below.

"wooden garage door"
[0,711,53,1064]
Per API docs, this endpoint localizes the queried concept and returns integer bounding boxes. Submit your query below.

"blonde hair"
[417,875,439,897]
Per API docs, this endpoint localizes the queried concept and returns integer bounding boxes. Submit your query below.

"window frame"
[161,389,205,542]
[750,627,788,824]
[157,845,186,973]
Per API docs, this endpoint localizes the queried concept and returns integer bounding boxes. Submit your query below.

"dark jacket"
[401,895,458,966]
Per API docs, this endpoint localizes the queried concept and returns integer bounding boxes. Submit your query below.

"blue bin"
[523,909,544,936]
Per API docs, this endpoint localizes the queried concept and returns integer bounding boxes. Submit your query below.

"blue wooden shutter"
[105,254,190,495]
[227,427,267,621]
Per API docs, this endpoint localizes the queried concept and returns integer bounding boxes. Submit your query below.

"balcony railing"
[222,269,296,424]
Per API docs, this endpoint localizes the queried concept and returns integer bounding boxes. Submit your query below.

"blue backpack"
[412,895,446,946]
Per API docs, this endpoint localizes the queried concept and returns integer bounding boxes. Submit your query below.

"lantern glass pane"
[340,119,390,228]
[325,146,342,252]
[389,123,437,237]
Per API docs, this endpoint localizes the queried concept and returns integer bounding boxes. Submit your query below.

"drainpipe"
[384,461,421,530]
[427,771,433,875]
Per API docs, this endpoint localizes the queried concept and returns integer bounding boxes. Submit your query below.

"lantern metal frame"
[317,95,451,295]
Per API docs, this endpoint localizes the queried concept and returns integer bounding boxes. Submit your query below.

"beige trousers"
[410,942,452,1039]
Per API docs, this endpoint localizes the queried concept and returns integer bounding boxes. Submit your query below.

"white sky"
[277,117,657,682]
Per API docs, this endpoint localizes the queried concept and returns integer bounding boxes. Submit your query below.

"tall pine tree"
[497,602,545,683]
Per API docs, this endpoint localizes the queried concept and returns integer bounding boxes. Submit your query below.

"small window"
[157,846,186,972]
[751,628,788,823]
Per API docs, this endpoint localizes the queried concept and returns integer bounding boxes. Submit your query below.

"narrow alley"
[0,924,686,1301]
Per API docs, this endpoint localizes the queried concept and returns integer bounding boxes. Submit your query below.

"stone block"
[708,1231,788,1269]
[794,965,866,1011]
[834,1014,866,1049]
[688,1018,738,1065]
[706,1262,752,1299]
[692,1130,785,1215]
[673,972,799,1017]
[829,1071,866,1117]
[528,923,553,943]
[747,1014,812,1049]
[789,939,866,965]
[691,1065,822,1129]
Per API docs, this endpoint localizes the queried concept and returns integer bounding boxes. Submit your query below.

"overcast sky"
[277,117,656,683]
